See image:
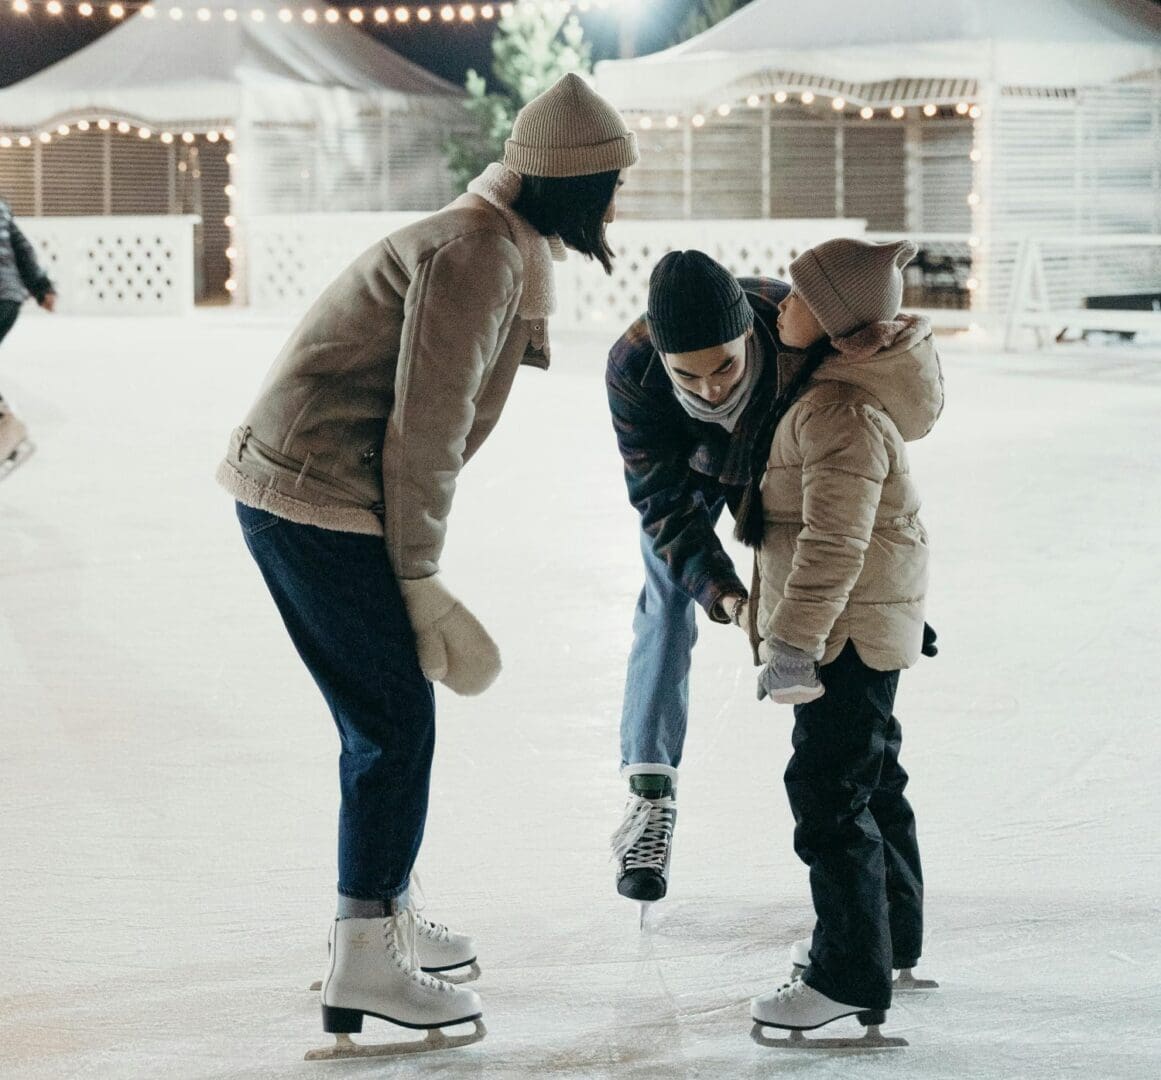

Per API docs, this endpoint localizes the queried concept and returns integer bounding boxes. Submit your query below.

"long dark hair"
[733,337,833,548]
[512,171,620,274]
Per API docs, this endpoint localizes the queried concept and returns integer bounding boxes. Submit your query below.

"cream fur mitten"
[398,575,501,696]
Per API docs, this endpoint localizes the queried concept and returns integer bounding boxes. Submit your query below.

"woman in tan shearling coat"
[740,239,944,1041]
[215,75,636,1053]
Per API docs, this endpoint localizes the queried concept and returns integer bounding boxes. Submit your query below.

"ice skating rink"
[1,311,1158,1079]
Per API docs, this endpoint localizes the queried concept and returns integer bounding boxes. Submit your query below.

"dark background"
[0,3,709,90]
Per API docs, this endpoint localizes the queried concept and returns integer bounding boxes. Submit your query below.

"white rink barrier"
[1002,234,1161,349]
[17,216,199,316]
[246,215,868,329]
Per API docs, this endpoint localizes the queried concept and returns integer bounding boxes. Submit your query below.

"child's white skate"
[750,979,907,1049]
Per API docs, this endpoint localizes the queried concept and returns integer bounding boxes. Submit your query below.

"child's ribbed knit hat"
[503,73,640,178]
[790,238,918,338]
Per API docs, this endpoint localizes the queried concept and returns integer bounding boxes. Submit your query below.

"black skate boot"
[611,766,677,917]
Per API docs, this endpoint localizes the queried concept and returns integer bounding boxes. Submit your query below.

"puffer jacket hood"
[814,315,943,442]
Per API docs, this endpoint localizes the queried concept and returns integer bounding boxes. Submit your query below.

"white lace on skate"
[610,794,675,872]
[384,908,454,995]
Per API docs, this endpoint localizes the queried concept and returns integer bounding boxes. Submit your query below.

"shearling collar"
[466,163,566,319]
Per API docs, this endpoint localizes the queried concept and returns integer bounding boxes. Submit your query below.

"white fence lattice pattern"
[558,220,868,328]
[19,216,198,315]
[247,213,425,309]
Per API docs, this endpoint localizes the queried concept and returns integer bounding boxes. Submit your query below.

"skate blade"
[435,960,481,984]
[309,959,480,993]
[639,901,654,930]
[894,970,939,990]
[305,1019,486,1060]
[0,440,35,480]
[751,1022,907,1049]
[786,966,937,993]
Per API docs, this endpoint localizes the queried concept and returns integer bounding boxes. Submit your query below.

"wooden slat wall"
[770,121,837,219]
[691,112,763,219]
[0,144,36,214]
[844,123,906,230]
[916,121,973,232]
[41,131,106,215]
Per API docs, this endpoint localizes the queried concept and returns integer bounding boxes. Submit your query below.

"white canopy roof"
[0,1,462,129]
[597,0,1161,111]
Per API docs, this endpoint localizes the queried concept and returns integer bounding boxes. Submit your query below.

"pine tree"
[445,7,593,192]
[670,0,748,45]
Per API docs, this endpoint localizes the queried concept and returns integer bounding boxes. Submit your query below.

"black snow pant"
[0,299,20,402]
[785,640,924,1011]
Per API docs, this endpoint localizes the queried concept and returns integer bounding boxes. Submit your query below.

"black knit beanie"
[646,250,754,354]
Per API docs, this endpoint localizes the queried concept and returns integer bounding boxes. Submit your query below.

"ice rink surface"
[1,310,1158,1079]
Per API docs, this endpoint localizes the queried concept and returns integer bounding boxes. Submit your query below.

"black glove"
[921,622,938,658]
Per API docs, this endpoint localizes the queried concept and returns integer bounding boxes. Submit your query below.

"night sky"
[0,3,699,90]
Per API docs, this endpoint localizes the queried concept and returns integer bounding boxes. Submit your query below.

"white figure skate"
[305,912,485,1060]
[750,979,907,1049]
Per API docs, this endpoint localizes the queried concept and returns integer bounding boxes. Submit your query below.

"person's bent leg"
[619,524,702,769]
[237,503,433,913]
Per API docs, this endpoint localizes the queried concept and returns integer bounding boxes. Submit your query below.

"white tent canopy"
[596,0,1161,110]
[0,0,462,128]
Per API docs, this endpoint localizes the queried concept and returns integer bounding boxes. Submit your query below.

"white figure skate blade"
[788,965,939,992]
[751,1022,907,1049]
[305,1019,486,1059]
[894,969,939,990]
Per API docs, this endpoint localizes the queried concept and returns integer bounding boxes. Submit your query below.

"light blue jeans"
[620,503,723,768]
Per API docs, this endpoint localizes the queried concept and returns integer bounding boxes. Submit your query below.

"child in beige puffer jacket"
[740,238,944,1040]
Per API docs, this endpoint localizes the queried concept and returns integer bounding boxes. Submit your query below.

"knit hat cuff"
[647,290,754,354]
[503,131,640,178]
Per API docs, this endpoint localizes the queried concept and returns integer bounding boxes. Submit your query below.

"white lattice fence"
[246,212,426,309]
[18,216,199,315]
[246,215,868,327]
[555,219,867,329]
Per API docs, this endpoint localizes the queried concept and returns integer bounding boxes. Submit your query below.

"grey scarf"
[668,336,763,433]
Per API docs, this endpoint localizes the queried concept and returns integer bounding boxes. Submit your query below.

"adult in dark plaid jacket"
[606,256,788,906]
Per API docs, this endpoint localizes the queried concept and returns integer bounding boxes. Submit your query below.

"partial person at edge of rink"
[0,196,56,481]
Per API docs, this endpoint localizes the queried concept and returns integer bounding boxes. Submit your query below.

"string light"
[860,106,874,119]
[922,103,938,117]
[831,97,845,111]
[4,0,594,19]
[890,105,905,119]
[800,91,815,104]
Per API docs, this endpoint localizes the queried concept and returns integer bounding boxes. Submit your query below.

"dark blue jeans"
[785,641,924,1011]
[237,502,434,903]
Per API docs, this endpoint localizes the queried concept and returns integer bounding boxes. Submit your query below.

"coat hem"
[215,459,384,537]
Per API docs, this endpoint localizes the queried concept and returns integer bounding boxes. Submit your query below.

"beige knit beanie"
[790,238,918,339]
[503,72,639,178]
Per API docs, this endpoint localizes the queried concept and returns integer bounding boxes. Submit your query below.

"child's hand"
[757,638,824,705]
